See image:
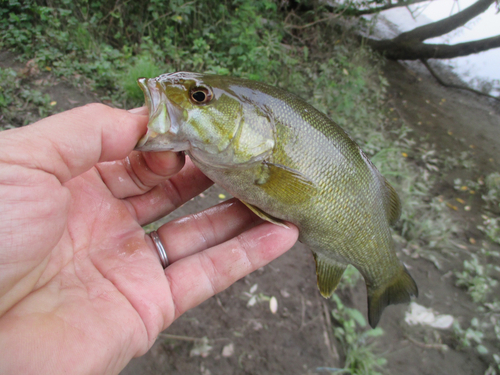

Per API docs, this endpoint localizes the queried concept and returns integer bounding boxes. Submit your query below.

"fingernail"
[128,106,148,114]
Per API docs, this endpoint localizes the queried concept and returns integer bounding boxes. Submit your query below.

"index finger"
[0,104,148,184]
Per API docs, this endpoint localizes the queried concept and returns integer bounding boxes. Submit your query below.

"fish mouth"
[135,77,187,151]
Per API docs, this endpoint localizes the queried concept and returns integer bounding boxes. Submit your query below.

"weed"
[479,215,500,246]
[454,177,482,194]
[455,254,499,304]
[330,295,386,375]
[0,66,54,128]
[453,319,488,354]
[443,150,475,170]
[483,172,500,214]
[338,265,361,291]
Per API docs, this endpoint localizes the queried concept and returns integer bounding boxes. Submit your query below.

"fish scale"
[135,72,418,327]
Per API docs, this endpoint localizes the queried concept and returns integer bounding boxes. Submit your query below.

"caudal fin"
[367,265,418,328]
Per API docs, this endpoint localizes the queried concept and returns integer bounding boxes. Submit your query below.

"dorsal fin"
[359,149,401,226]
[383,177,401,226]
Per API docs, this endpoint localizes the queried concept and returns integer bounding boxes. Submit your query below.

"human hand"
[0,104,298,374]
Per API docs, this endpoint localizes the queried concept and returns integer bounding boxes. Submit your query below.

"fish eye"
[190,87,213,104]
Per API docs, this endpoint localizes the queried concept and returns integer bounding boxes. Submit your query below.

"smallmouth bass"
[135,72,418,327]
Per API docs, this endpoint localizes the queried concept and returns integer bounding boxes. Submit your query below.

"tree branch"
[366,34,500,59]
[394,0,496,42]
[340,0,429,16]
[420,59,500,101]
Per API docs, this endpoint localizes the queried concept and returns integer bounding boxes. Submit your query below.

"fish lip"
[135,78,172,150]
[137,77,154,115]
[135,77,189,152]
[136,77,162,149]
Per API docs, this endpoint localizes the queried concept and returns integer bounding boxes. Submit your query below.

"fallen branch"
[407,336,449,351]
[420,59,500,102]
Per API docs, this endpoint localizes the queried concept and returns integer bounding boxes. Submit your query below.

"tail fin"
[367,265,418,328]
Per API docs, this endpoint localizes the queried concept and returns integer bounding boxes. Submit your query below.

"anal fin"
[313,252,347,298]
[241,201,289,228]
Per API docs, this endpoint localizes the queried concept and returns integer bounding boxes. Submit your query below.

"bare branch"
[366,34,500,59]
[420,59,500,101]
[394,0,496,42]
[340,0,430,16]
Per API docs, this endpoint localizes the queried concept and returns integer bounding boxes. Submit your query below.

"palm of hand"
[0,105,298,375]
[1,159,188,374]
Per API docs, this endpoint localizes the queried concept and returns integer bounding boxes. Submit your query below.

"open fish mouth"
[135,77,187,152]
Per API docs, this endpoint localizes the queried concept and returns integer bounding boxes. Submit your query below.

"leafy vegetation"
[1,0,288,107]
[329,295,386,375]
[455,253,499,304]
[0,66,53,129]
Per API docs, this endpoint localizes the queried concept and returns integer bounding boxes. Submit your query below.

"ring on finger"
[150,230,169,269]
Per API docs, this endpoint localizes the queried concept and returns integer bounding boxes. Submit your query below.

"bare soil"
[2,52,499,375]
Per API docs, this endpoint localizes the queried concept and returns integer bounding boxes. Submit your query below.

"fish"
[135,72,418,327]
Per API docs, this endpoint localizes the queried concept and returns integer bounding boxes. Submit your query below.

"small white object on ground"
[405,302,454,329]
[222,343,234,357]
[269,296,278,314]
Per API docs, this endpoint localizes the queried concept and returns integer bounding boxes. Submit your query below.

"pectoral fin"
[256,162,317,204]
[313,252,347,298]
[241,201,289,228]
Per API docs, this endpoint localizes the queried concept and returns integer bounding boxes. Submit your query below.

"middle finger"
[125,158,213,225]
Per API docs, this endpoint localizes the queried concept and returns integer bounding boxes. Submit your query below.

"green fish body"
[135,72,418,327]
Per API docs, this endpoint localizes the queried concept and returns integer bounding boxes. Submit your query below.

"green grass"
[120,55,163,103]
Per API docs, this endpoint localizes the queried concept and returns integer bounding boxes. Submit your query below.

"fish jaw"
[135,77,189,152]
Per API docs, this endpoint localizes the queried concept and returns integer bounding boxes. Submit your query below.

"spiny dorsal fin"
[313,252,347,298]
[240,201,288,228]
[362,152,401,226]
[366,265,418,328]
[383,177,401,226]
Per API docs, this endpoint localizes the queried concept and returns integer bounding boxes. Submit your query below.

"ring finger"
[149,199,262,264]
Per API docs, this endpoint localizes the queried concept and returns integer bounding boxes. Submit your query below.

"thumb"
[0,103,148,184]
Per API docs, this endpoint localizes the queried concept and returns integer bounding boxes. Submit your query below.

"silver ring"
[150,231,169,269]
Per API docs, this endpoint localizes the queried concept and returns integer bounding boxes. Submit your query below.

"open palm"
[0,104,298,375]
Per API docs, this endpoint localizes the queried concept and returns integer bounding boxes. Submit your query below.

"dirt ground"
[2,51,499,374]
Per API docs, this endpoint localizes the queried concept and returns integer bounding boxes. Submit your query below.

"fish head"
[135,72,275,167]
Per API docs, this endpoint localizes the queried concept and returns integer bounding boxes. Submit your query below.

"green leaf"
[347,308,366,327]
[476,345,488,355]
[364,327,384,338]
